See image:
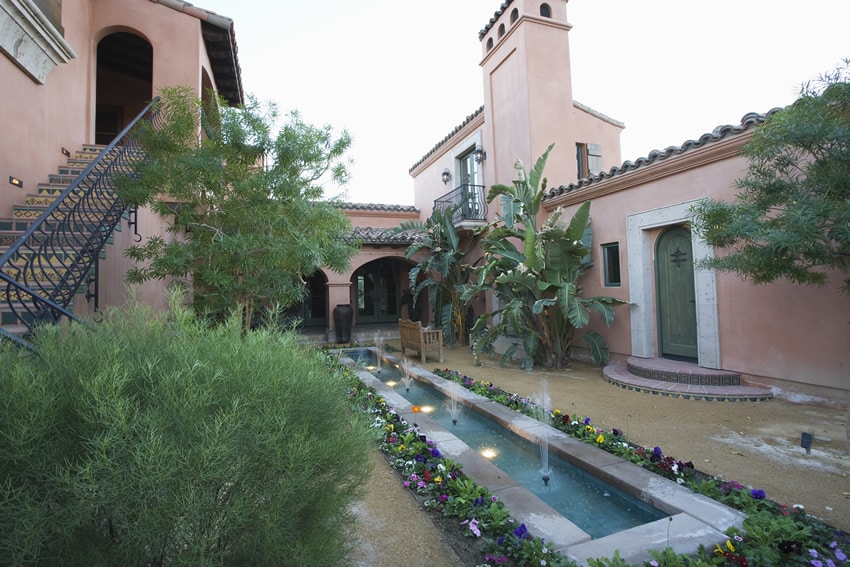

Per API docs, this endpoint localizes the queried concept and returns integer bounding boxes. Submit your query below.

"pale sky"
[195,0,849,205]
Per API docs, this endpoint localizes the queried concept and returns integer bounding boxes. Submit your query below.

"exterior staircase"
[0,145,120,334]
[0,97,161,350]
[603,357,773,402]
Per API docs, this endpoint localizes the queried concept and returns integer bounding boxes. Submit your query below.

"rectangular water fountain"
[340,348,745,564]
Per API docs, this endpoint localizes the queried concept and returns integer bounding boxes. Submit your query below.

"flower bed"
[335,353,848,566]
[432,368,849,567]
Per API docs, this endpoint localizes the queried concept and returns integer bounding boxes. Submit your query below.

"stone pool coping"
[344,350,745,565]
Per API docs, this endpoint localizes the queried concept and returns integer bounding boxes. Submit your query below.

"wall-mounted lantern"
[473,145,487,163]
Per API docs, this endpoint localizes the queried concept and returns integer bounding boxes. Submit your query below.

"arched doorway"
[352,258,409,325]
[95,32,153,144]
[283,270,328,329]
[655,226,698,360]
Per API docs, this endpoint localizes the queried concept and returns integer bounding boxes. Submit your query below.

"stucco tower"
[478,1,577,187]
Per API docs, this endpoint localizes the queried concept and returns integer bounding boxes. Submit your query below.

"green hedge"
[0,301,374,566]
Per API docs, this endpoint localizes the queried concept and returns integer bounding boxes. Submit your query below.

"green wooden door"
[656,227,698,360]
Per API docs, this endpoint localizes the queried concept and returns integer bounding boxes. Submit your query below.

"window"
[511,8,519,23]
[498,23,505,37]
[602,243,621,286]
[540,3,552,18]
[487,37,494,51]
[576,142,603,179]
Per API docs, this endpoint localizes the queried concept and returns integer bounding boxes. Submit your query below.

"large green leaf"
[565,200,591,243]
[527,144,555,207]
[499,194,524,230]
[494,270,539,295]
[532,298,557,315]
[582,329,610,365]
[585,296,629,327]
[566,291,590,328]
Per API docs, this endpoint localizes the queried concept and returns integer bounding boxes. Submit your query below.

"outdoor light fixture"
[473,144,487,163]
[8,176,22,188]
[441,168,452,185]
[61,147,71,157]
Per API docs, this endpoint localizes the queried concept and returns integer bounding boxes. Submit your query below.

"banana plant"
[462,144,626,369]
[394,205,480,346]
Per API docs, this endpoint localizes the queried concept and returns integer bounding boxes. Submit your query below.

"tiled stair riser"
[626,361,741,386]
[1,146,109,333]
[603,362,772,402]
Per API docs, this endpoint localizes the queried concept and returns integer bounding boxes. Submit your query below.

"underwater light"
[480,448,498,459]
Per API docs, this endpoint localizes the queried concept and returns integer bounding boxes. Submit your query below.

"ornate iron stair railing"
[0,97,160,350]
[433,183,487,226]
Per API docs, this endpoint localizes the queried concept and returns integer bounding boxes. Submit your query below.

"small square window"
[602,243,621,286]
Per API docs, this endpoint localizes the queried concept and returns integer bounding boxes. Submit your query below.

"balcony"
[433,184,487,230]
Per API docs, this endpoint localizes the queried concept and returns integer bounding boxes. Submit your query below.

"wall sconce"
[61,147,71,157]
[441,168,452,185]
[474,145,487,163]
[9,176,23,188]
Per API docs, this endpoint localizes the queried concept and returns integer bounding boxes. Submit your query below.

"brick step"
[602,358,773,402]
[626,357,742,386]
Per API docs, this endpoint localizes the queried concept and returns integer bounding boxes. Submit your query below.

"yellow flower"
[726,540,735,553]
[434,476,442,484]
[398,444,406,451]
[385,423,394,432]
[596,434,605,444]
[552,409,562,416]
[585,425,594,433]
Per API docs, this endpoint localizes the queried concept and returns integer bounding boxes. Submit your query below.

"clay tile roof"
[409,106,485,173]
[334,202,419,213]
[149,0,244,106]
[479,1,515,40]
[543,109,782,201]
[344,226,423,246]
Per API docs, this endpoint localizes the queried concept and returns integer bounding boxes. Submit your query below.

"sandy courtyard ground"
[345,343,849,566]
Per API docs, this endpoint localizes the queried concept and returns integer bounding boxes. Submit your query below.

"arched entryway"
[351,258,413,325]
[282,270,328,329]
[655,226,698,360]
[95,32,153,144]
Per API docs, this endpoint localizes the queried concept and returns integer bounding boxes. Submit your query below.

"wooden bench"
[398,319,444,364]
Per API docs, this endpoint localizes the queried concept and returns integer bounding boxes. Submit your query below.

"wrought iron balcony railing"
[433,183,487,226]
[0,97,160,350]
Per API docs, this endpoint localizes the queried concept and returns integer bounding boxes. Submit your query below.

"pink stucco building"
[403,0,848,405]
[1,0,846,406]
[1,0,241,316]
